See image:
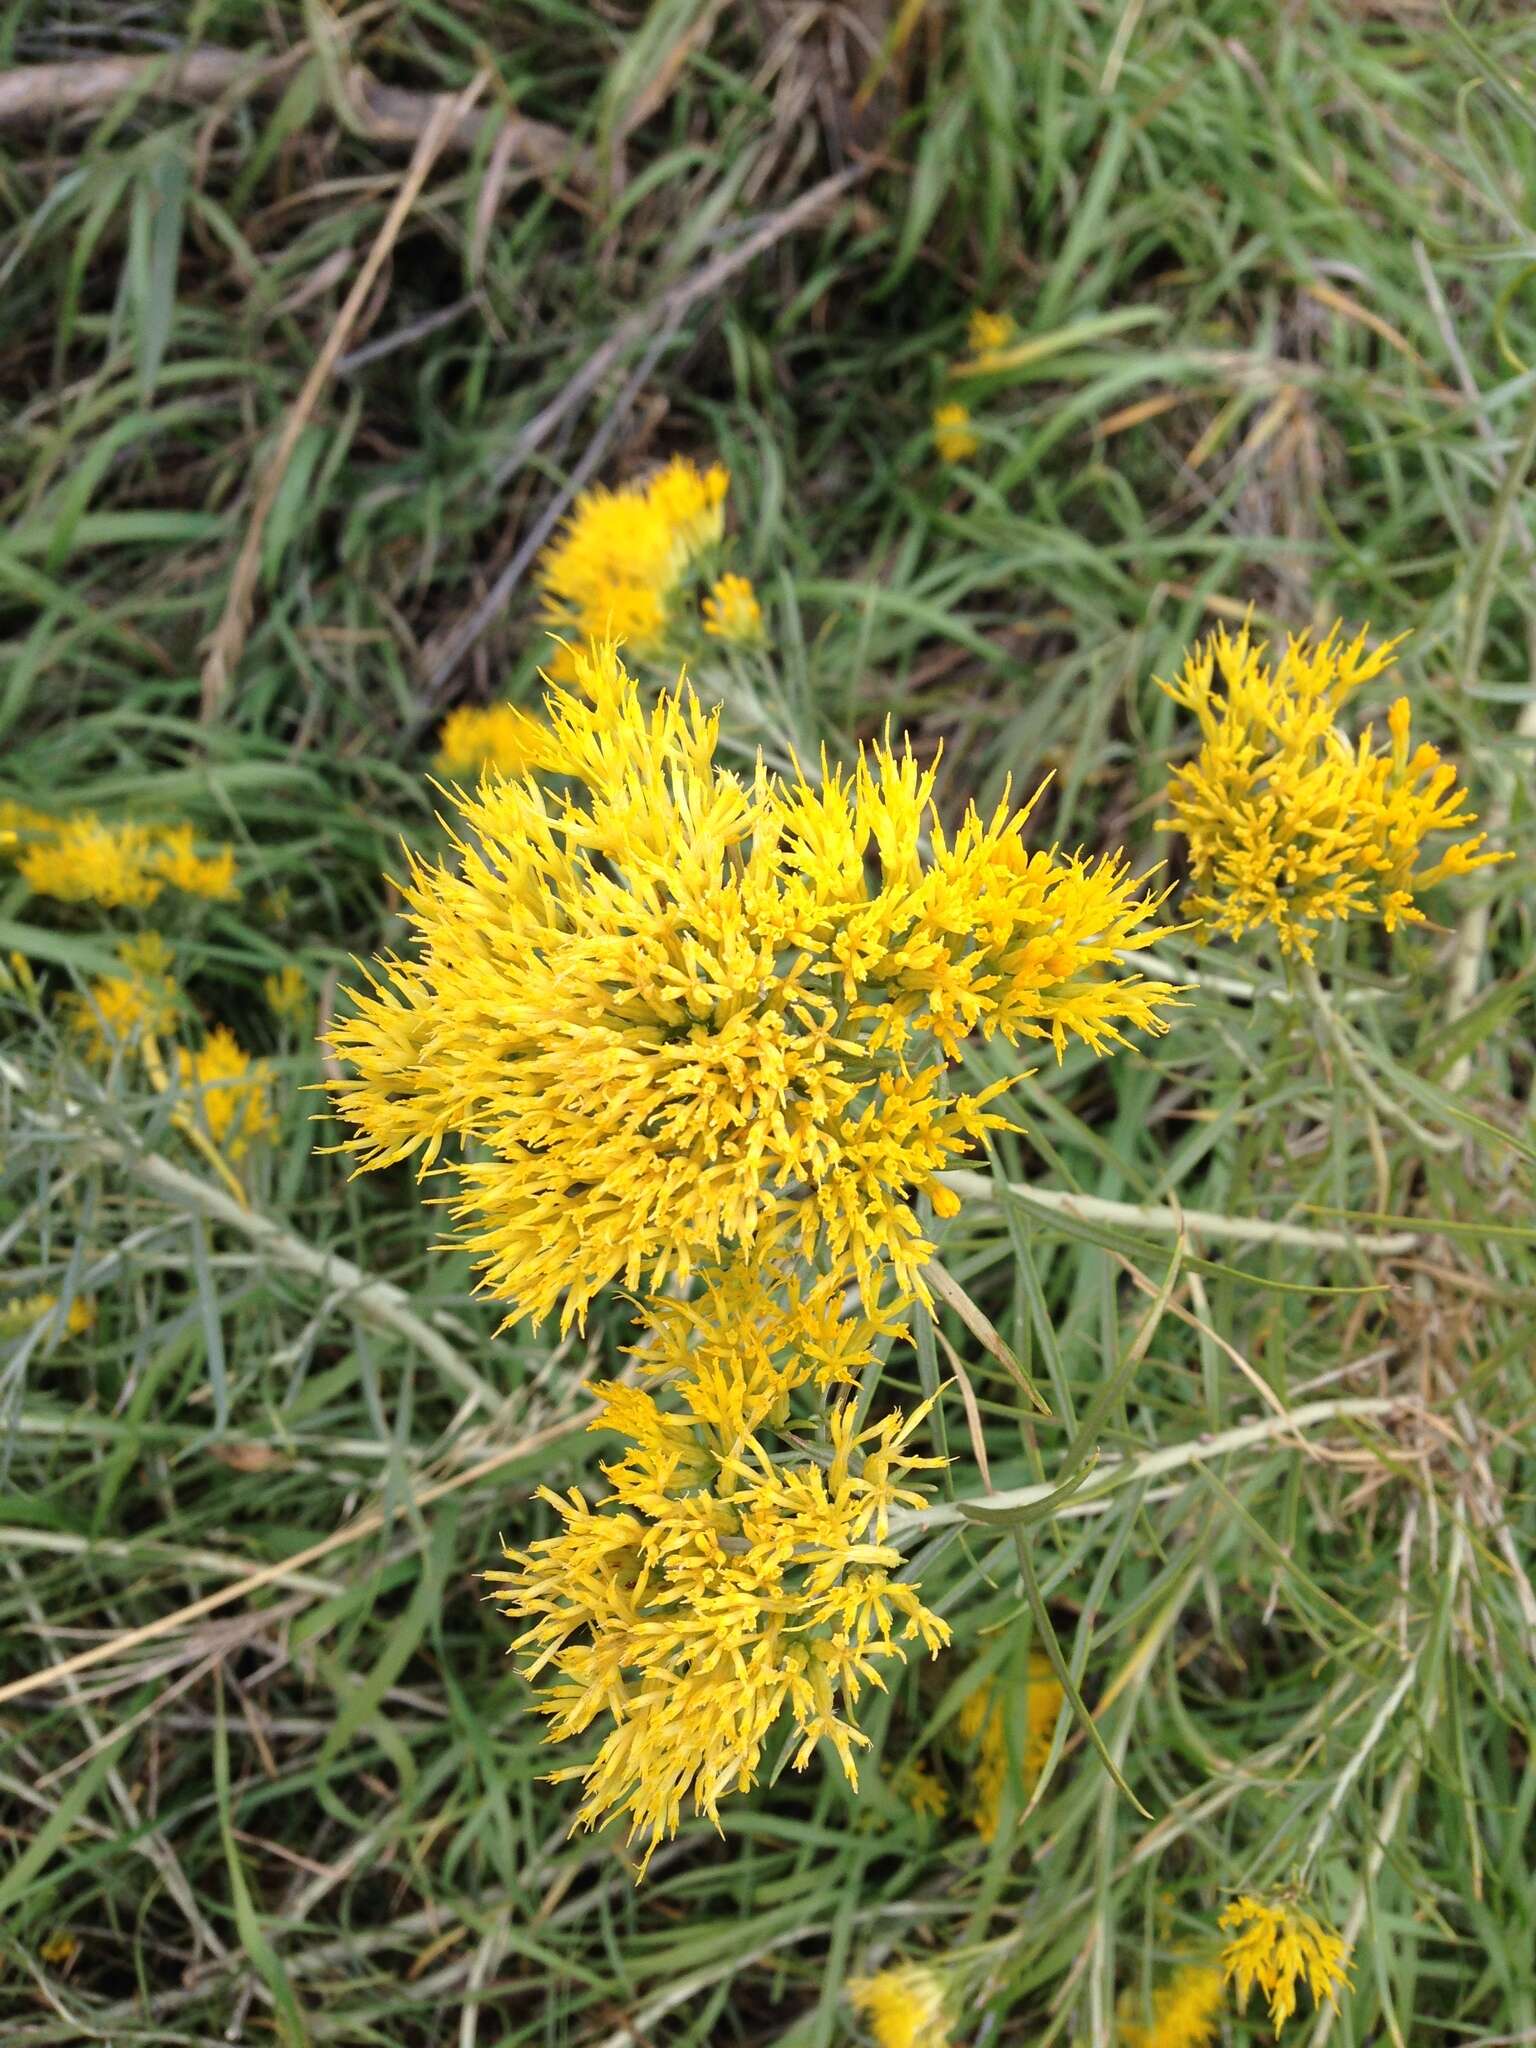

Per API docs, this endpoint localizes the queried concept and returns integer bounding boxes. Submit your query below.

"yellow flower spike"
[849,1961,951,2048]
[956,1654,1065,1840]
[1,1293,96,1343]
[1218,1894,1351,2034]
[894,1759,948,1820]
[701,572,766,645]
[966,309,1015,358]
[172,1027,278,1165]
[932,402,979,462]
[485,1273,951,1869]
[328,640,1178,1332]
[18,813,164,909]
[152,824,238,901]
[434,703,551,782]
[1159,623,1508,959]
[264,962,310,1029]
[537,456,730,666]
[66,934,180,1059]
[1117,1962,1225,2048]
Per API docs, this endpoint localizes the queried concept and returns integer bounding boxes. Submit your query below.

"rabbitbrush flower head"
[485,1257,950,1867]
[848,1960,951,2048]
[1219,1894,1351,2033]
[327,640,1178,1329]
[537,456,727,674]
[1159,623,1505,960]
[1117,1962,1224,2048]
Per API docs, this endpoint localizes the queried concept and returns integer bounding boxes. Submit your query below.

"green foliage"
[1,2,1533,2043]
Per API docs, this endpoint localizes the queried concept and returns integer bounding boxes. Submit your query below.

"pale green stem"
[936,1167,1417,1257]
[888,1394,1411,1542]
[1297,962,1458,1156]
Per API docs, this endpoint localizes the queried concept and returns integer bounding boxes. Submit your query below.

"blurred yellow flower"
[896,1759,949,1819]
[1160,624,1506,959]
[538,456,728,674]
[1,1292,95,1340]
[932,402,979,462]
[175,1027,277,1161]
[486,1276,949,1867]
[152,824,238,902]
[328,640,1176,1329]
[10,812,238,908]
[957,1654,1064,1840]
[1118,1962,1225,2048]
[849,1961,950,2048]
[68,934,180,1057]
[264,963,310,1028]
[18,814,163,909]
[967,309,1015,358]
[701,572,765,645]
[1219,1894,1350,2033]
[435,702,550,782]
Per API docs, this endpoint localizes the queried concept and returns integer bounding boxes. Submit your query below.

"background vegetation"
[2,2,1533,2042]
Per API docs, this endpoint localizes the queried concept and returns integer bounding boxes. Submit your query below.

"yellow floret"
[932,401,979,462]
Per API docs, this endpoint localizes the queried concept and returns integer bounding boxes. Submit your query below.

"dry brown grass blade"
[198,72,487,718]
[0,1407,597,1713]
[424,162,866,690]
[0,47,593,191]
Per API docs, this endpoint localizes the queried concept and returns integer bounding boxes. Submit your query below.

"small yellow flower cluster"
[331,640,1177,1329]
[895,1758,949,1819]
[849,1961,950,2048]
[539,454,729,673]
[434,702,551,782]
[68,934,180,1058]
[967,308,1016,359]
[1160,624,1504,959]
[435,459,767,780]
[931,401,978,463]
[1219,1894,1351,2033]
[2,805,238,910]
[701,570,765,646]
[1117,1963,1225,2048]
[931,309,1018,463]
[956,1655,1065,1840]
[488,1259,949,1866]
[174,1026,278,1162]
[263,962,310,1029]
[0,1292,96,1341]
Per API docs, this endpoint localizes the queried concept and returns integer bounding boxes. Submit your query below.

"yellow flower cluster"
[538,455,728,674]
[174,1027,278,1161]
[330,640,1177,1329]
[263,962,310,1029]
[701,571,765,646]
[1219,1895,1350,2033]
[0,1292,96,1340]
[434,461,769,780]
[931,401,978,463]
[1159,624,1504,959]
[2,806,238,910]
[434,702,550,783]
[848,1961,951,2048]
[1118,1963,1225,2048]
[68,934,180,1057]
[487,1258,949,1866]
[967,308,1016,359]
[931,310,1018,462]
[957,1655,1065,1840]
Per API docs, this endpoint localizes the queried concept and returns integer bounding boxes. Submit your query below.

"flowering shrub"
[331,640,1177,1326]
[1159,624,1504,958]
[328,632,1180,1857]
